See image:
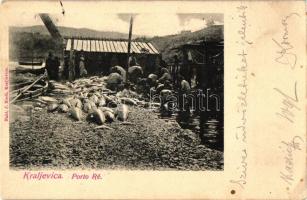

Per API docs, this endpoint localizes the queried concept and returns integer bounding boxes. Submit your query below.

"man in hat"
[128,51,139,67]
[79,54,87,77]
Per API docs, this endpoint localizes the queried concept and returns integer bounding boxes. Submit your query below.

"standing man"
[45,52,54,79]
[171,55,179,85]
[128,51,138,67]
[79,54,88,77]
[63,55,69,80]
[53,56,60,81]
[69,50,76,81]
[177,75,191,127]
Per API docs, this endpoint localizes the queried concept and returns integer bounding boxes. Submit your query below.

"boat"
[18,61,43,66]
[10,73,49,103]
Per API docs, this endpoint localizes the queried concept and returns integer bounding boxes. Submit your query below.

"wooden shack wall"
[64,50,159,76]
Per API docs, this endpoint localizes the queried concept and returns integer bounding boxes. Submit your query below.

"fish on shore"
[69,107,82,121]
[116,104,129,121]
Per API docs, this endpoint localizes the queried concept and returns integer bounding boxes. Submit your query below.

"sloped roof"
[65,38,159,54]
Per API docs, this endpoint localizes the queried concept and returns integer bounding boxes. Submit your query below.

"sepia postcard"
[0,0,306,199]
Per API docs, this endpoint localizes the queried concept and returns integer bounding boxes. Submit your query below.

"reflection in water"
[177,112,224,151]
[200,118,223,151]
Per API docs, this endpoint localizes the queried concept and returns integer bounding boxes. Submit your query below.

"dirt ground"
[10,105,223,170]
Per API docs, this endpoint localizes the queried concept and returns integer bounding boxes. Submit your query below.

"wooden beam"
[69,39,75,81]
[126,16,134,82]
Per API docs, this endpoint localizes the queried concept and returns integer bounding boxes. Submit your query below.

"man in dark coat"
[53,56,60,80]
[45,52,55,79]
[128,51,138,67]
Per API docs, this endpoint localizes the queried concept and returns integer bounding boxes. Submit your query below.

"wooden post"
[69,38,75,81]
[126,16,133,81]
[31,32,34,70]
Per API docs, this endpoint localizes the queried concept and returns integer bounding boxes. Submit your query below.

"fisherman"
[147,73,158,87]
[171,55,180,85]
[158,68,172,84]
[160,88,173,117]
[63,55,69,80]
[154,55,167,75]
[106,72,124,91]
[79,54,88,77]
[128,51,138,67]
[177,75,191,127]
[136,77,149,94]
[128,65,143,84]
[53,56,60,81]
[111,65,127,83]
[68,50,76,81]
[45,52,55,80]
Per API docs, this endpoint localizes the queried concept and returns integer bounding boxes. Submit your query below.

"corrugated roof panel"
[107,41,112,52]
[119,42,126,52]
[102,40,108,52]
[82,40,87,51]
[89,40,93,52]
[110,41,117,52]
[98,40,103,52]
[80,40,84,51]
[77,40,83,51]
[85,40,91,52]
[108,41,116,52]
[120,41,128,52]
[112,41,119,52]
[131,42,140,53]
[66,39,71,51]
[73,39,78,50]
[66,38,159,54]
[74,39,78,50]
[112,41,120,53]
[88,40,92,52]
[90,40,96,52]
[114,41,124,53]
[95,40,100,52]
[88,40,91,51]
[111,41,118,52]
[81,40,86,51]
[146,42,159,54]
[134,42,141,50]
[136,42,148,53]
[138,42,152,54]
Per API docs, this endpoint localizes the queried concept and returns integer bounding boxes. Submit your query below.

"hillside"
[10,25,133,39]
[149,25,223,62]
[9,25,223,63]
[9,26,134,61]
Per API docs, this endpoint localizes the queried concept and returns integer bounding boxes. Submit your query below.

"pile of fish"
[35,76,159,126]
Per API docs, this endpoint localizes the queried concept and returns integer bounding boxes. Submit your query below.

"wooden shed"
[64,37,160,76]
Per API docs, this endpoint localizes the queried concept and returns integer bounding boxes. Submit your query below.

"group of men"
[45,50,192,122]
[45,51,88,81]
[62,50,88,80]
[105,53,192,121]
[106,53,190,92]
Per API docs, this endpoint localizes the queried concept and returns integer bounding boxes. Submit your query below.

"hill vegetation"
[9,25,223,63]
[149,25,223,62]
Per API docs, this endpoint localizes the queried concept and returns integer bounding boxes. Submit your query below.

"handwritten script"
[273,82,300,123]
[272,13,300,69]
[273,12,304,190]
[230,5,252,190]
[279,136,303,186]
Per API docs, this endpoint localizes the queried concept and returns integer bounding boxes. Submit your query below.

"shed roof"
[65,38,159,54]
